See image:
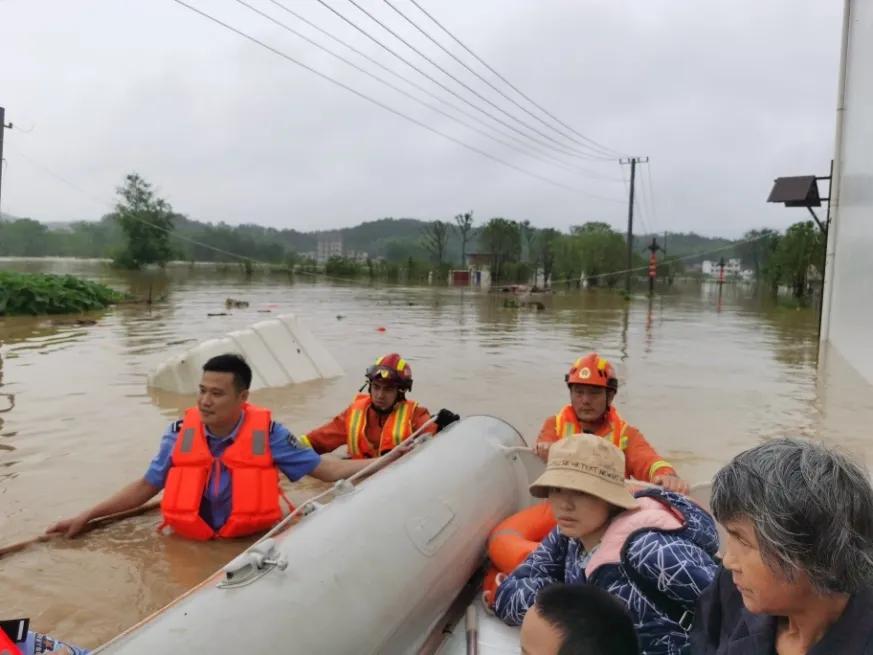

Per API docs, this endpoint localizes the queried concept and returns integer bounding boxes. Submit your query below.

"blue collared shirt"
[144,412,320,531]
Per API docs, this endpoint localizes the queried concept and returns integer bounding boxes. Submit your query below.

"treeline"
[1,173,823,294]
[736,224,825,299]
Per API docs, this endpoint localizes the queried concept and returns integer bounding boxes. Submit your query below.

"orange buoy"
[376,327,387,332]
[483,502,557,606]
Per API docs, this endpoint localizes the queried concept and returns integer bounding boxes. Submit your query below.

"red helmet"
[365,353,413,391]
[565,352,618,391]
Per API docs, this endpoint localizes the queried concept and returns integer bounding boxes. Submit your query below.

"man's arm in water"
[46,422,179,538]
[45,478,160,538]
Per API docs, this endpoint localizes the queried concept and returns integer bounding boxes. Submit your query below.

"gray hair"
[711,437,873,594]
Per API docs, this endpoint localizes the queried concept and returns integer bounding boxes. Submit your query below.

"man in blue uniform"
[47,353,378,539]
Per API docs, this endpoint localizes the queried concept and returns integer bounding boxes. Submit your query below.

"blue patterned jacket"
[493,488,720,655]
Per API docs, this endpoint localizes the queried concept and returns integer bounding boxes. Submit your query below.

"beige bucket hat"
[530,435,639,510]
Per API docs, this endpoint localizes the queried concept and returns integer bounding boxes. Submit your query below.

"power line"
[320,0,608,163]
[406,0,624,159]
[380,0,615,161]
[644,160,660,236]
[235,0,621,182]
[171,0,624,201]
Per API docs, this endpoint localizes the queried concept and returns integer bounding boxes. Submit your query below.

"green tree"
[0,218,52,256]
[573,222,626,287]
[536,228,562,286]
[771,221,824,298]
[453,211,474,266]
[480,218,521,282]
[421,220,450,265]
[738,228,781,281]
[113,173,175,269]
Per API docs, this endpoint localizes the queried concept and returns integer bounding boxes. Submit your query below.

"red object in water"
[0,629,22,655]
[376,327,387,332]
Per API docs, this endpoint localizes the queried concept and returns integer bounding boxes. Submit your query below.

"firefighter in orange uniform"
[300,353,455,458]
[536,352,689,494]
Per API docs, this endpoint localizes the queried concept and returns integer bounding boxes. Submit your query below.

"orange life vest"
[346,393,417,458]
[554,404,629,450]
[159,403,282,540]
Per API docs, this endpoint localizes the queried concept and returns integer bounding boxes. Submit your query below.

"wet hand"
[652,474,690,495]
[46,513,89,538]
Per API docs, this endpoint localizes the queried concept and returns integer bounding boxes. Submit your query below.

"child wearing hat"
[494,435,719,655]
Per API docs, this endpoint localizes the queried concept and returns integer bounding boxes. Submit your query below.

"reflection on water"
[1,257,873,648]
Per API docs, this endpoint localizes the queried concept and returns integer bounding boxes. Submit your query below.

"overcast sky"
[0,0,843,237]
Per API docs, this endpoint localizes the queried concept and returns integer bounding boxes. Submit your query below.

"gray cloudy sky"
[0,0,842,237]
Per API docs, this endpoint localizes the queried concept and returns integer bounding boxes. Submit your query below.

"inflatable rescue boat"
[93,416,545,654]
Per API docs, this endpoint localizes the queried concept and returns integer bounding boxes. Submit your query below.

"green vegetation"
[738,222,825,299]
[113,173,175,269]
[1,176,823,293]
[0,271,123,315]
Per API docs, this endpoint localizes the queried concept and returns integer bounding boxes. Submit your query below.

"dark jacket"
[691,567,873,654]
[494,489,720,654]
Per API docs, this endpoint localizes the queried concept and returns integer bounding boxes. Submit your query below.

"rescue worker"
[535,352,689,494]
[46,353,379,540]
[299,353,456,458]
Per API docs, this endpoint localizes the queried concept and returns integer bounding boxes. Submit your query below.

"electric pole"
[646,237,662,295]
[620,156,648,293]
[0,107,12,218]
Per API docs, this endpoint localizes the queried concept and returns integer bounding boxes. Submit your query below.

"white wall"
[821,0,873,383]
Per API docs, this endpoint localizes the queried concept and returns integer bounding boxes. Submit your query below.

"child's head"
[530,435,638,539]
[520,583,639,655]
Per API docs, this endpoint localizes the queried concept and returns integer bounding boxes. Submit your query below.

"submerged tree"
[480,217,521,282]
[771,221,824,299]
[422,220,450,265]
[453,211,474,266]
[113,173,175,269]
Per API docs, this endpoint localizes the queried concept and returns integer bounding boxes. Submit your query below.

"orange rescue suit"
[537,405,676,482]
[301,394,436,458]
[346,393,417,458]
[160,403,282,540]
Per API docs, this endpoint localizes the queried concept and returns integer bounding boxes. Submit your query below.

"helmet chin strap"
[365,382,404,415]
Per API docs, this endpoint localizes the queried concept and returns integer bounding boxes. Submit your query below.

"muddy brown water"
[1,257,872,649]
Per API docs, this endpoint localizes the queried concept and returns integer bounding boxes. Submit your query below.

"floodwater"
[2,257,873,649]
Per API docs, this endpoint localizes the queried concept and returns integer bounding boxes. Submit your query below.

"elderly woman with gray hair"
[692,437,873,654]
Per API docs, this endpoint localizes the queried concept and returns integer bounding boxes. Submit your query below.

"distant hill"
[633,232,735,264]
[0,209,740,266]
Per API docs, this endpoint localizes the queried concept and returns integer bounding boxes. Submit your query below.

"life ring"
[482,503,557,606]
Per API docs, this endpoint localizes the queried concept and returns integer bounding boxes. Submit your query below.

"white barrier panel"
[147,313,344,393]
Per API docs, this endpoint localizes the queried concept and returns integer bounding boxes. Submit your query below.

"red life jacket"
[0,627,21,655]
[346,393,417,458]
[159,403,282,540]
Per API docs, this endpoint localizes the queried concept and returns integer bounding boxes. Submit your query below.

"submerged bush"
[0,272,124,315]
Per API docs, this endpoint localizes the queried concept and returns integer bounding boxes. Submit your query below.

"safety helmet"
[365,353,413,392]
[565,352,618,391]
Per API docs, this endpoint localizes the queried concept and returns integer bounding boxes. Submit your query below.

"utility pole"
[0,106,11,218]
[646,237,661,295]
[620,156,648,293]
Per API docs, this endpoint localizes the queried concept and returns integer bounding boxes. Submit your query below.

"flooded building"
[820,0,873,384]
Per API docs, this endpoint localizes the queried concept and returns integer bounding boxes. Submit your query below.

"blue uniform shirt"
[144,411,320,531]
